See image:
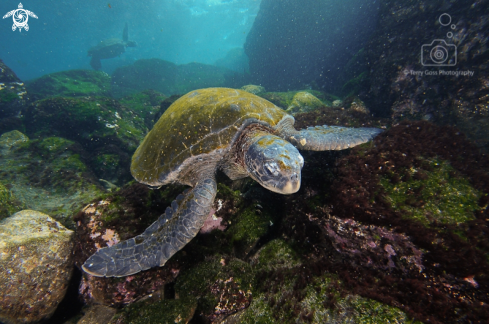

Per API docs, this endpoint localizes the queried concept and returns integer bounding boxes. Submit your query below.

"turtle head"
[245,134,303,194]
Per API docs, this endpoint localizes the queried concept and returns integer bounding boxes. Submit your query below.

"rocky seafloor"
[1,0,489,322]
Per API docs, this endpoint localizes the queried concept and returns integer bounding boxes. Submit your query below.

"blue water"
[0,0,261,80]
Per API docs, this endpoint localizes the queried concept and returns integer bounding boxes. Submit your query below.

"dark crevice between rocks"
[46,267,84,324]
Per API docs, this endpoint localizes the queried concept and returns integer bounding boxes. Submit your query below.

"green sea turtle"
[82,87,383,277]
[87,23,136,70]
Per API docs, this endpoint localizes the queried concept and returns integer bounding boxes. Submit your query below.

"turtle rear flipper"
[90,56,102,70]
[82,176,217,277]
[287,125,383,151]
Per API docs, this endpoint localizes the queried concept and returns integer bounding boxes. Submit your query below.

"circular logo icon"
[430,45,449,64]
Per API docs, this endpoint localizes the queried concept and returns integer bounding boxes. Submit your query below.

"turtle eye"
[264,161,280,176]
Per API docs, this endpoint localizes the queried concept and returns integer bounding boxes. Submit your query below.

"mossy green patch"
[0,182,24,220]
[0,136,104,223]
[259,90,332,110]
[0,89,19,103]
[110,296,197,324]
[228,205,272,250]
[255,239,301,272]
[26,70,111,99]
[175,257,254,316]
[241,273,420,323]
[380,158,482,226]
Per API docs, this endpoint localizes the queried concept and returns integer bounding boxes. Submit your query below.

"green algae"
[380,158,482,226]
[0,182,24,220]
[175,257,254,316]
[110,296,197,324]
[0,136,104,223]
[241,274,420,324]
[26,69,111,99]
[0,89,19,104]
[228,205,272,253]
[254,239,301,272]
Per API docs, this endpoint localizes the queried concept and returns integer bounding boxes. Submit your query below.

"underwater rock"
[0,59,28,119]
[111,59,178,98]
[109,296,197,324]
[0,182,23,221]
[26,69,111,100]
[0,135,104,222]
[111,59,236,97]
[240,84,265,95]
[329,120,489,323]
[258,90,330,110]
[214,47,250,73]
[174,256,254,322]
[332,99,343,108]
[285,91,325,115]
[174,62,233,94]
[119,90,167,129]
[0,210,74,324]
[24,96,151,184]
[359,0,489,148]
[77,305,116,324]
[0,130,28,150]
[244,0,378,91]
[153,94,182,125]
[344,96,370,114]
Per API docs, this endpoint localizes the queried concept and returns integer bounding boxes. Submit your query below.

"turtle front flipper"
[287,125,383,151]
[82,176,217,277]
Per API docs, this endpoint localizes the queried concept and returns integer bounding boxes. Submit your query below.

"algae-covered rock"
[26,69,111,100]
[259,90,330,110]
[175,256,254,321]
[241,274,420,324]
[0,59,28,119]
[241,84,265,95]
[286,91,326,115]
[77,305,117,324]
[0,210,74,324]
[174,62,232,94]
[0,130,28,149]
[380,158,481,226]
[0,135,104,222]
[24,95,149,184]
[0,183,23,221]
[251,239,301,272]
[25,96,146,152]
[109,297,197,324]
[215,47,250,73]
[111,59,178,98]
[119,90,166,129]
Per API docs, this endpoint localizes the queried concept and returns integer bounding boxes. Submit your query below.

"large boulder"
[285,91,326,115]
[24,96,151,184]
[25,70,111,100]
[111,59,177,98]
[111,59,237,97]
[244,0,378,91]
[359,0,489,148]
[0,131,104,221]
[0,210,74,324]
[0,59,28,122]
[214,47,250,73]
